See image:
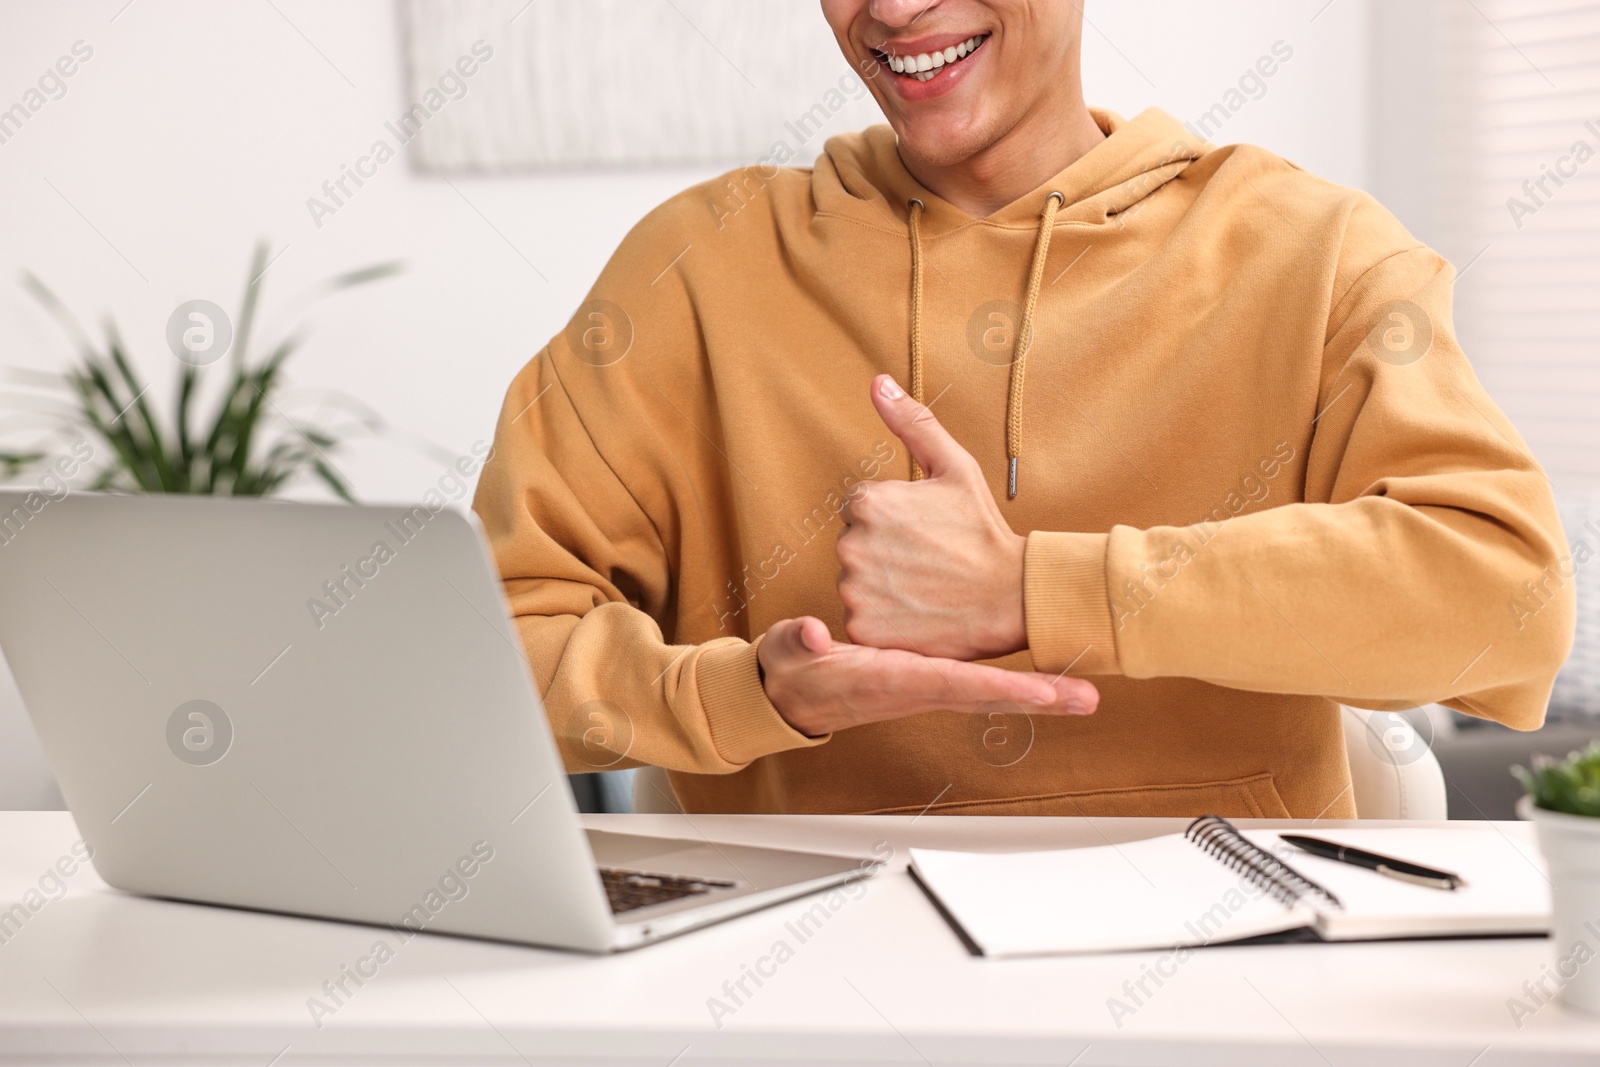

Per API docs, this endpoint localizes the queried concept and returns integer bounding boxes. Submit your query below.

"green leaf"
[232,241,272,369]
[176,364,197,475]
[311,456,355,502]
[1516,743,1600,817]
[0,450,46,477]
[106,329,176,491]
[14,241,402,502]
[19,274,97,360]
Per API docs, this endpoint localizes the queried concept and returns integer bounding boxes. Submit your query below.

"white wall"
[0,1,729,505]
[0,0,1372,807]
[1082,0,1370,189]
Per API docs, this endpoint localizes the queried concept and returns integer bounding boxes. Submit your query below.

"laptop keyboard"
[599,868,736,914]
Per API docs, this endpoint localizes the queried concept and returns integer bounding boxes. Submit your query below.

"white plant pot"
[1519,795,1600,1018]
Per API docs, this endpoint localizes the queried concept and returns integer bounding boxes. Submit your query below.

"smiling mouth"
[873,34,990,83]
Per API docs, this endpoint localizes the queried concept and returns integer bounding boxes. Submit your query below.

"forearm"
[1025,238,1574,728]
[473,341,824,774]
[514,603,823,774]
[1024,487,1572,728]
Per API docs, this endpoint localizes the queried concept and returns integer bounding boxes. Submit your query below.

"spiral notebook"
[908,816,1550,957]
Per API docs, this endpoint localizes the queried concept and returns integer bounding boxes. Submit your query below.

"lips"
[873,34,990,83]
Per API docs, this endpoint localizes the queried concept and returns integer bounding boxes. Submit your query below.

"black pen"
[1280,835,1466,891]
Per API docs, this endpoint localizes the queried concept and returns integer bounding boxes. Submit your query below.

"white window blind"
[1426,0,1600,491]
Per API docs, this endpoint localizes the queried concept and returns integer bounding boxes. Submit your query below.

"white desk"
[0,811,1595,1065]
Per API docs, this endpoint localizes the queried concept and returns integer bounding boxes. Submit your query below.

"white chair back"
[631,764,682,813]
[1339,706,1448,819]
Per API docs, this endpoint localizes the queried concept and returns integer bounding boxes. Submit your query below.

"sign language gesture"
[836,375,1029,661]
[756,375,1098,737]
[758,615,1096,737]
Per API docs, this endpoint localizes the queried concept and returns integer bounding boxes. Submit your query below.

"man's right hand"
[758,616,1098,737]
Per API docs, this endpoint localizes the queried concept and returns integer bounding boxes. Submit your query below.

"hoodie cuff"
[697,636,830,766]
[1024,531,1120,676]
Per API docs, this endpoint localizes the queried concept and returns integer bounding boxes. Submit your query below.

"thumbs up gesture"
[836,375,1030,662]
[754,375,1096,737]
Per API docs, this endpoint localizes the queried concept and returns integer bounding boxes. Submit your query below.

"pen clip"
[1376,864,1461,891]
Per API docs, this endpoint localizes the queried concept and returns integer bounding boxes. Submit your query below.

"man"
[472,0,1572,818]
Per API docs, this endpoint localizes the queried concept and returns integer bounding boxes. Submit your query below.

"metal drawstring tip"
[1007,457,1018,499]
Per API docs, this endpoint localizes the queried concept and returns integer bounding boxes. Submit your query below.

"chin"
[895,115,1004,171]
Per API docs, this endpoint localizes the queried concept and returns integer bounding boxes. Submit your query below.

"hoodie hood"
[811,108,1205,496]
[814,108,1205,236]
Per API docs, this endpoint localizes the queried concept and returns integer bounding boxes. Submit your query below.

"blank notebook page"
[1245,828,1550,940]
[910,825,1551,958]
[909,835,1312,958]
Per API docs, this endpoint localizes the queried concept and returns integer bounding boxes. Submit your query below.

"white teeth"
[882,34,986,79]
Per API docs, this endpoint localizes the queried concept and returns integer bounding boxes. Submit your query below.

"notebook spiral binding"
[1185,815,1344,911]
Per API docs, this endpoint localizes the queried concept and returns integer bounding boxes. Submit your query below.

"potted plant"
[1,242,400,499]
[1516,744,1600,1017]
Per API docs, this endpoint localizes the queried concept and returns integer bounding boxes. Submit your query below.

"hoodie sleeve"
[471,203,827,776]
[1023,228,1573,730]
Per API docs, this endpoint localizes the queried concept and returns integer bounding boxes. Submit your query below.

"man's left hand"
[836,374,1028,661]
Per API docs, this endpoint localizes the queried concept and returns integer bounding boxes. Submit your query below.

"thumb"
[768,615,832,658]
[870,374,974,480]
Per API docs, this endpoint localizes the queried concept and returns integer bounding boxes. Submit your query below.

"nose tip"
[868,0,942,29]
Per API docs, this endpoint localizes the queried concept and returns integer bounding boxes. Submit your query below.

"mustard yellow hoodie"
[473,108,1572,819]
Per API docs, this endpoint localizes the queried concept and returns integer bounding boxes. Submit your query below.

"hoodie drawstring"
[906,197,928,481]
[906,191,1064,498]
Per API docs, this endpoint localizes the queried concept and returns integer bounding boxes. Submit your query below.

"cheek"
[818,1,862,44]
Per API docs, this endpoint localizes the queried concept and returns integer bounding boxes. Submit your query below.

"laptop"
[0,490,877,952]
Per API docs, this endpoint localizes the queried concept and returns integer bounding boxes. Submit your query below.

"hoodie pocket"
[868,772,1293,819]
